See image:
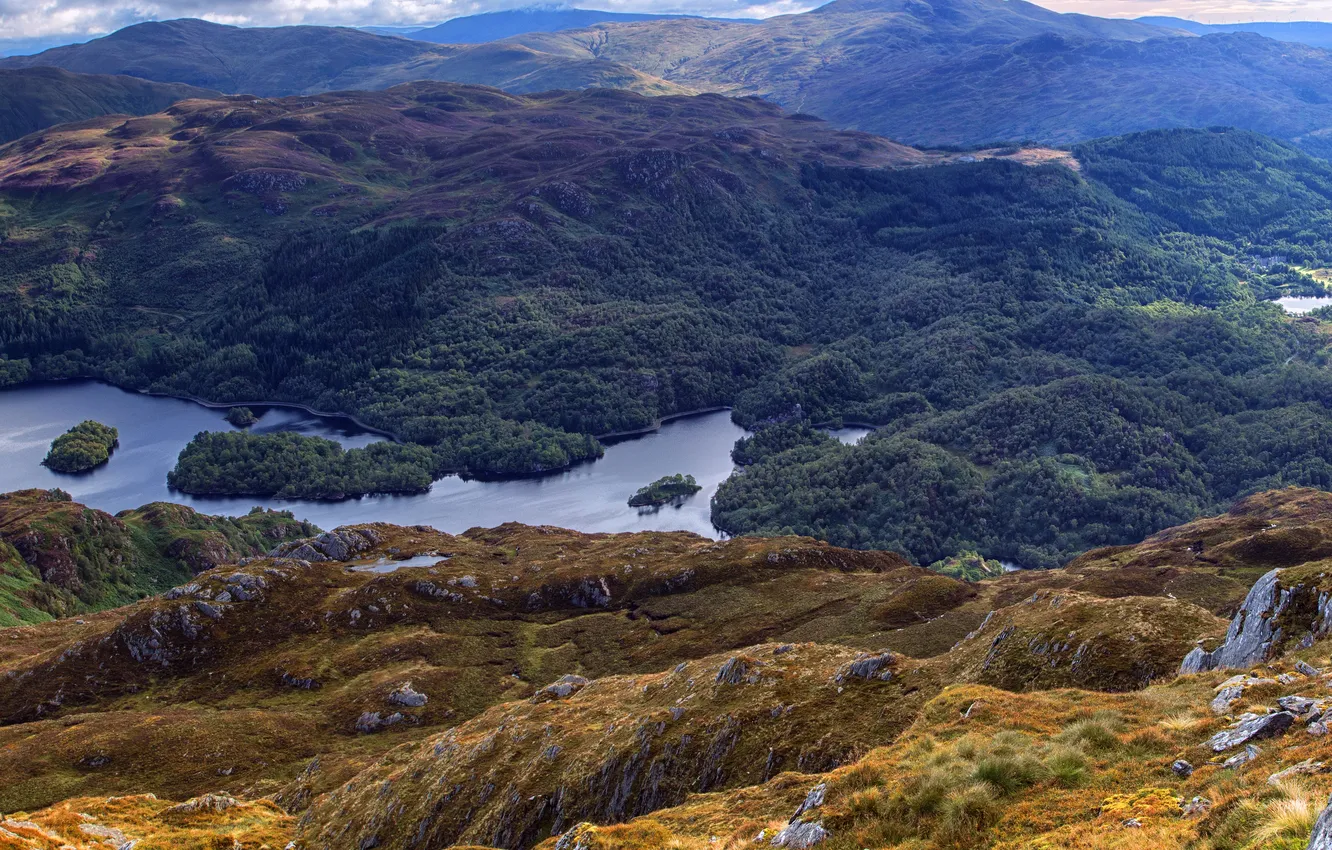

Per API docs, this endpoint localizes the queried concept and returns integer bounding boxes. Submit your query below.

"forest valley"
[5,87,1332,565]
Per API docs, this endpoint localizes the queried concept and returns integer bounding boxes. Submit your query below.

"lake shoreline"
[5,378,741,456]
[0,381,744,538]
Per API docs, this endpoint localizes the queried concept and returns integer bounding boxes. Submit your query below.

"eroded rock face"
[1181,567,1332,674]
[1181,569,1285,673]
[166,532,235,574]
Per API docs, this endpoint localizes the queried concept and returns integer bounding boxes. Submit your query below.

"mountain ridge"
[409,6,759,44]
[9,1,1332,148]
[0,18,688,98]
[1138,15,1332,49]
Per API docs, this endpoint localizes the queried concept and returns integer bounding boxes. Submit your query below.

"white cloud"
[0,0,817,40]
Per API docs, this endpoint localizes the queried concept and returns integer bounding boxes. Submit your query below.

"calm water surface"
[0,381,746,537]
[1275,296,1332,314]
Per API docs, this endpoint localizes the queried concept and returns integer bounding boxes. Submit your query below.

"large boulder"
[1207,711,1295,752]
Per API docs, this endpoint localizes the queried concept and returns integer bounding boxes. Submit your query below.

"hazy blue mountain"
[10,1,1332,150]
[357,25,428,37]
[408,6,756,44]
[1138,16,1332,49]
[0,18,686,97]
[0,34,85,57]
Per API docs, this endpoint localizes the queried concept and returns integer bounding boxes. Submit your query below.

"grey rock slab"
[1209,712,1295,752]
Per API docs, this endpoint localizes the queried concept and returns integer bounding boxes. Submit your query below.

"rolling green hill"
[0,67,215,144]
[0,488,314,625]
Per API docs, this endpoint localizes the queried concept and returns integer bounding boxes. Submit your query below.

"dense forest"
[628,473,702,507]
[168,432,441,499]
[3,88,1332,563]
[712,131,1332,565]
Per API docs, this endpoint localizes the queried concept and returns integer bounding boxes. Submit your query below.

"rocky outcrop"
[1181,566,1332,674]
[1210,674,1277,714]
[533,675,589,702]
[1181,569,1284,673]
[387,683,428,708]
[269,527,383,562]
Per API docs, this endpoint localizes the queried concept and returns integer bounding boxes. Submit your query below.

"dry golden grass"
[8,494,1332,850]
[0,793,292,849]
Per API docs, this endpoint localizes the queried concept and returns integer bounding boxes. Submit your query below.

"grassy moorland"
[0,487,1329,849]
[3,85,1332,561]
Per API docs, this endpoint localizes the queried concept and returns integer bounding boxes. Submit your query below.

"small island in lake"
[225,406,258,427]
[628,473,702,507]
[168,431,438,499]
[43,420,120,473]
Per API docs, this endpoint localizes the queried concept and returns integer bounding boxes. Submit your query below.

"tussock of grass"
[1055,713,1124,753]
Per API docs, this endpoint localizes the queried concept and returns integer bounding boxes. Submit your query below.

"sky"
[2,0,1332,46]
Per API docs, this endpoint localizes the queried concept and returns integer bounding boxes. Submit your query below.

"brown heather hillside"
[0,82,1017,202]
[9,488,1332,849]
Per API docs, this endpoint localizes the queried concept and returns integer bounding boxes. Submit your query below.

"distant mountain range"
[407,7,756,44]
[7,0,1332,150]
[1137,16,1332,49]
[0,18,687,98]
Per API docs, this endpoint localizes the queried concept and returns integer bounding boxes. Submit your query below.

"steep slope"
[0,67,215,144]
[0,489,315,625]
[410,8,756,44]
[0,18,685,97]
